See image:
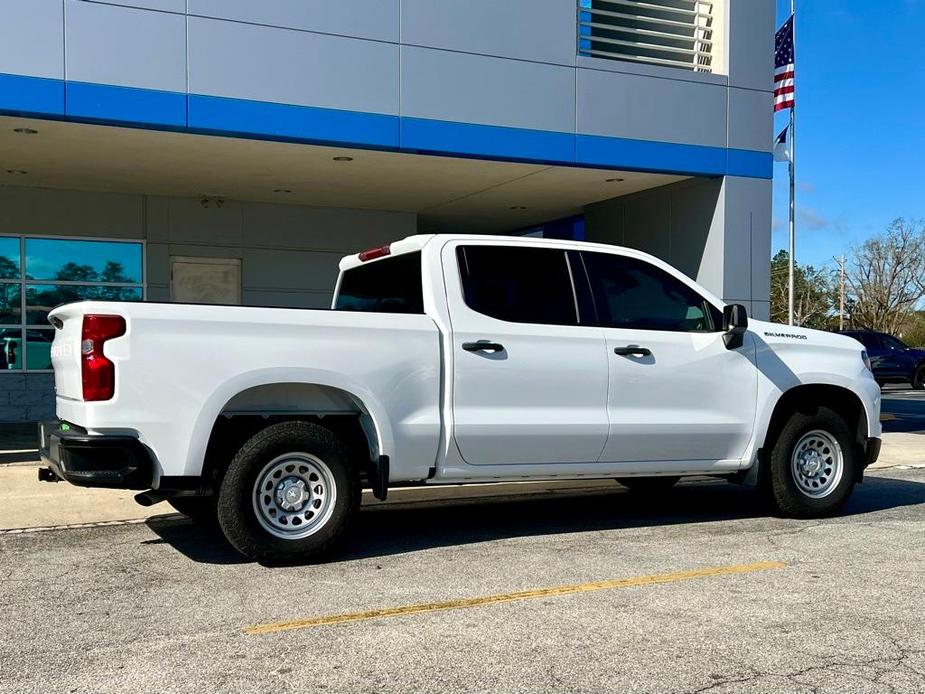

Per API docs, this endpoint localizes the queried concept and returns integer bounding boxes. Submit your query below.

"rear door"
[580,250,758,463]
[446,242,609,465]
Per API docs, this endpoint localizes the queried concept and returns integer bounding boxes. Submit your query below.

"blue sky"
[771,0,925,269]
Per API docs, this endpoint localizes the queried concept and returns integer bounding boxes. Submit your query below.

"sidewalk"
[1,432,920,532]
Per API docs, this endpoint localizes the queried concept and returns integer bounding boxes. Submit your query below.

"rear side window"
[335,251,424,314]
[582,251,720,332]
[457,246,578,325]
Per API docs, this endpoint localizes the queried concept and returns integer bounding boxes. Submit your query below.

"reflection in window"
[25,239,143,283]
[0,238,20,279]
[0,284,22,324]
[26,329,54,370]
[0,236,144,370]
[25,285,142,325]
[0,328,22,371]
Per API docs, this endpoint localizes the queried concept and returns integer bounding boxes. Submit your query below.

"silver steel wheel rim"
[790,429,843,499]
[252,453,337,540]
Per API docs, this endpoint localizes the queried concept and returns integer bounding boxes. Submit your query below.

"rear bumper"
[39,421,154,489]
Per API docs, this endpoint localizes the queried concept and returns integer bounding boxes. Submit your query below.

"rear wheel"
[764,406,856,518]
[217,421,360,563]
[617,476,680,493]
[913,365,925,390]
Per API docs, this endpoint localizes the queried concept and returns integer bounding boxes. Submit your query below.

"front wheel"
[217,421,360,563]
[913,365,925,390]
[764,406,856,518]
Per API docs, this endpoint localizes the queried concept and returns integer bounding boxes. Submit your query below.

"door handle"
[462,341,505,353]
[613,346,651,357]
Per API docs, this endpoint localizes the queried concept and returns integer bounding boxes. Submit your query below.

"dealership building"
[0,0,774,422]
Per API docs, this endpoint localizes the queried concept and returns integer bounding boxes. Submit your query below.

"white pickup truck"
[40,234,881,562]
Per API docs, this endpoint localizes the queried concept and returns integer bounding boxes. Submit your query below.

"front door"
[580,250,758,463]
[447,242,609,465]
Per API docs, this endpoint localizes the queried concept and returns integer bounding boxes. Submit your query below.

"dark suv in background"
[841,330,925,389]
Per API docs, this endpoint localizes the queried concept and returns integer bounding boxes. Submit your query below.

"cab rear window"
[334,251,424,314]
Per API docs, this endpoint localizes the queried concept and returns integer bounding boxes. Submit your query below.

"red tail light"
[81,315,126,401]
[358,245,391,262]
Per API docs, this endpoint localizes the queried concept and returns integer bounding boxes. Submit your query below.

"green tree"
[769,250,836,329]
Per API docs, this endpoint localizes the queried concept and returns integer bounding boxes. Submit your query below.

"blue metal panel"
[188,95,399,148]
[726,149,773,180]
[0,72,64,115]
[401,118,575,164]
[576,134,727,176]
[0,73,773,180]
[66,82,186,128]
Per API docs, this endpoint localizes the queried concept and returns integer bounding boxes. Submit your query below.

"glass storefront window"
[0,236,144,370]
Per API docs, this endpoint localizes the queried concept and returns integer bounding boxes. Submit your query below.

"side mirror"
[722,304,748,350]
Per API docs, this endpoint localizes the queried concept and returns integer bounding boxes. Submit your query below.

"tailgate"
[49,304,86,401]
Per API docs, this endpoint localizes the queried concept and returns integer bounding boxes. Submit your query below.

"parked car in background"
[840,330,925,389]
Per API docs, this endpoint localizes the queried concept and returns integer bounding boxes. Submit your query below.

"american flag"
[774,15,795,112]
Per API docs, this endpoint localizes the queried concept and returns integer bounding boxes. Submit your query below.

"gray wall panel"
[81,0,186,13]
[65,0,187,91]
[669,178,723,281]
[242,204,412,252]
[728,87,773,152]
[401,0,575,65]
[0,0,64,79]
[728,0,775,91]
[401,46,575,132]
[243,248,342,293]
[577,68,727,148]
[188,17,399,114]
[0,186,144,238]
[583,175,769,307]
[189,0,399,43]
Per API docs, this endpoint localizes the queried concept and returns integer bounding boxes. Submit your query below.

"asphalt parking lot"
[3,466,925,694]
[1,387,923,693]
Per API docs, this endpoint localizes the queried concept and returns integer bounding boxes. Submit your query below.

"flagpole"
[787,1,796,325]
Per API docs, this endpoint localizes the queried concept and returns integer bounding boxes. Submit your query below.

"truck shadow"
[144,472,925,566]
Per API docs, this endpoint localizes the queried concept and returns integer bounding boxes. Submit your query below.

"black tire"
[764,406,856,518]
[167,496,218,525]
[617,476,680,493]
[217,421,360,563]
[912,365,925,390]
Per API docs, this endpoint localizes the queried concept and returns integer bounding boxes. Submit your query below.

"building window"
[0,236,144,371]
[578,0,715,73]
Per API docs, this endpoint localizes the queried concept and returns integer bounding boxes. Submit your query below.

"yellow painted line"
[243,560,786,635]
[880,413,897,421]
